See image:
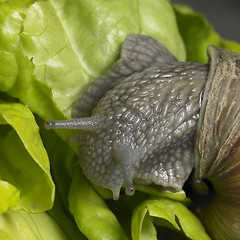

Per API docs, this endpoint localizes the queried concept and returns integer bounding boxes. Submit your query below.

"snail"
[45,34,240,240]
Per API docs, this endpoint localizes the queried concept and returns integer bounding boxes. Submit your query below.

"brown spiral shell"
[194,45,240,240]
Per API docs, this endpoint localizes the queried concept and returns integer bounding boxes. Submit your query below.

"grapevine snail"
[45,34,240,240]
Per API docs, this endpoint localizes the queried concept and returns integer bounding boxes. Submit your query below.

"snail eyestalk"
[45,117,100,130]
[113,143,135,197]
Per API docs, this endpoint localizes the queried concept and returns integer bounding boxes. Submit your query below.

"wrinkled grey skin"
[46,34,209,200]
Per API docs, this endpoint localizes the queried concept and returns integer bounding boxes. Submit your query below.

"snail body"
[45,34,240,240]
[46,34,208,199]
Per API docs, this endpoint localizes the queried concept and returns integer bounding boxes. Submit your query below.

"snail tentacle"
[113,142,136,199]
[72,34,177,118]
[45,117,100,130]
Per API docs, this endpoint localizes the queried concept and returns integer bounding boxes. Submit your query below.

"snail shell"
[194,45,240,240]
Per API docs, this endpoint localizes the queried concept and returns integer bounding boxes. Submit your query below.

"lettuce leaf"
[0,2,33,95]
[131,198,211,240]
[20,0,185,116]
[0,210,69,240]
[0,0,71,141]
[69,167,129,240]
[48,192,87,240]
[173,4,240,63]
[0,180,20,214]
[36,118,86,240]
[0,102,55,213]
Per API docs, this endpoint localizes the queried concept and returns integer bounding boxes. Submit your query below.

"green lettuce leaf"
[0,180,20,214]
[48,192,87,240]
[0,0,71,142]
[131,198,211,240]
[173,4,240,63]
[0,210,69,240]
[0,102,54,213]
[20,0,185,116]
[69,167,129,240]
[0,230,12,240]
[134,184,189,203]
[135,212,157,240]
[36,117,86,239]
[0,1,34,97]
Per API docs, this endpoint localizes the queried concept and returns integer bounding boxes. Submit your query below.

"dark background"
[172,0,240,42]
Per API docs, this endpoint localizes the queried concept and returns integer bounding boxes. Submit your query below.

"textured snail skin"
[45,34,208,200]
[78,62,208,200]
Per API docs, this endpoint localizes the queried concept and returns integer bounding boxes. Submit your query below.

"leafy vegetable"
[20,0,185,116]
[69,167,129,240]
[0,180,20,214]
[0,0,239,239]
[36,118,87,239]
[0,210,69,240]
[0,102,55,213]
[132,198,211,240]
[0,2,33,95]
[173,4,240,63]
